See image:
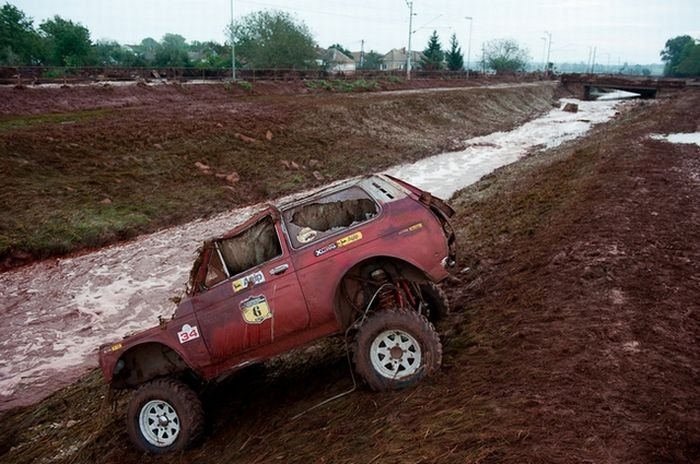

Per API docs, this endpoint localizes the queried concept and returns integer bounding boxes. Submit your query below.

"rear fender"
[332,254,431,330]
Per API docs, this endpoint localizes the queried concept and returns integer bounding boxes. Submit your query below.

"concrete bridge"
[560,74,687,100]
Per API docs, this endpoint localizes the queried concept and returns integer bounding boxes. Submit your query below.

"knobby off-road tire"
[419,282,450,323]
[354,310,442,391]
[126,378,204,454]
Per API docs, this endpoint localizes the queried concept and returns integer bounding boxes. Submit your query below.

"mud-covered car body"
[98,174,455,390]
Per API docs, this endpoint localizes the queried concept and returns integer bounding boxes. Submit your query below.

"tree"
[420,30,444,70]
[660,35,700,77]
[445,33,463,71]
[483,38,529,74]
[154,33,191,67]
[39,15,95,66]
[328,43,353,59]
[0,3,43,65]
[229,10,317,69]
[359,50,383,70]
[674,43,700,77]
[660,35,695,76]
[135,37,160,65]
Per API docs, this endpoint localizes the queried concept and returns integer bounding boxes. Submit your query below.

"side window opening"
[291,198,376,231]
[283,187,379,248]
[219,216,282,276]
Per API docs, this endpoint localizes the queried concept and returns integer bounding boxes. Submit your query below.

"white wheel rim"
[139,400,180,447]
[369,329,422,380]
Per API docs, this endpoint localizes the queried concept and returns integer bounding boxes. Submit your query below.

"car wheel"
[419,282,450,323]
[126,378,204,454]
[354,310,442,391]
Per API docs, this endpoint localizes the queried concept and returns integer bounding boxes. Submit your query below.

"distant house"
[381,48,425,71]
[318,47,356,74]
[187,51,204,63]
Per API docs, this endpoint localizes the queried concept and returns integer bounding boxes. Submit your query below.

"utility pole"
[230,0,236,80]
[543,31,552,75]
[482,43,485,73]
[591,46,597,73]
[405,0,414,80]
[465,16,473,79]
[360,39,365,69]
[540,36,547,72]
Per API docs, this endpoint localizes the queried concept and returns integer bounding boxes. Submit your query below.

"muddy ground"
[1,89,698,463]
[0,80,555,269]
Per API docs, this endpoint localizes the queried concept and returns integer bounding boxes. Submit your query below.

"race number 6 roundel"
[240,295,272,324]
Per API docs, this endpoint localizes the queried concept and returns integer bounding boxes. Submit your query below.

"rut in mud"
[1,89,698,464]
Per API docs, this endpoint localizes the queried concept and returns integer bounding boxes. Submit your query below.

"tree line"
[0,3,230,68]
[0,2,526,73]
[4,2,694,76]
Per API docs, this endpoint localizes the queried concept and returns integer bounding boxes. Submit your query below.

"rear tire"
[126,378,204,454]
[353,310,442,391]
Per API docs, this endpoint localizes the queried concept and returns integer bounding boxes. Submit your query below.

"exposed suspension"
[370,268,400,310]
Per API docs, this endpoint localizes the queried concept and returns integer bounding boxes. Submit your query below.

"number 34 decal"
[177,324,200,344]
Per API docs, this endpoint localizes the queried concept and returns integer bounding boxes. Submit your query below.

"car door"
[193,215,310,361]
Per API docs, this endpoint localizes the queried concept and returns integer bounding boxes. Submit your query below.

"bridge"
[560,74,687,100]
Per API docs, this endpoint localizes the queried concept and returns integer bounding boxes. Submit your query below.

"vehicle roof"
[213,175,396,242]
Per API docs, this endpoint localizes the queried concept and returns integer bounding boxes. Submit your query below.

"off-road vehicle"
[98,174,456,453]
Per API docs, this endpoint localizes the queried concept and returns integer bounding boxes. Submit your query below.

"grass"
[304,79,379,92]
[0,108,113,133]
[0,83,556,267]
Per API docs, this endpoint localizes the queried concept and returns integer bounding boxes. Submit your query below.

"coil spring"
[370,269,397,310]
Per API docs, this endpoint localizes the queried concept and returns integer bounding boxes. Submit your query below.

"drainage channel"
[0,95,634,410]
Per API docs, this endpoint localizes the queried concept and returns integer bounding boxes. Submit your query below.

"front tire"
[126,378,204,454]
[354,310,442,391]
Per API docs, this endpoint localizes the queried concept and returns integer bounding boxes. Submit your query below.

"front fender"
[98,318,209,385]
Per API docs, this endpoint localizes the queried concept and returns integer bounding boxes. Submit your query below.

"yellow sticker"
[399,223,424,235]
[336,231,363,248]
[240,295,272,324]
[232,278,248,293]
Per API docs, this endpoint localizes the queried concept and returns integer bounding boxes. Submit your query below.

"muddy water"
[0,96,631,411]
[388,97,628,199]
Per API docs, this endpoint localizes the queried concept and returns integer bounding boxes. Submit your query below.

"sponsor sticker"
[102,343,123,354]
[232,270,266,293]
[314,231,364,257]
[240,295,272,324]
[314,242,338,257]
[177,324,200,344]
[337,231,363,247]
[399,222,424,235]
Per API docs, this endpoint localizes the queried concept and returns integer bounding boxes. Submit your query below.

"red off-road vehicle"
[98,174,456,453]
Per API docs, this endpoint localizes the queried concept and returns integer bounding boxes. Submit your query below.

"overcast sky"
[10,0,700,65]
